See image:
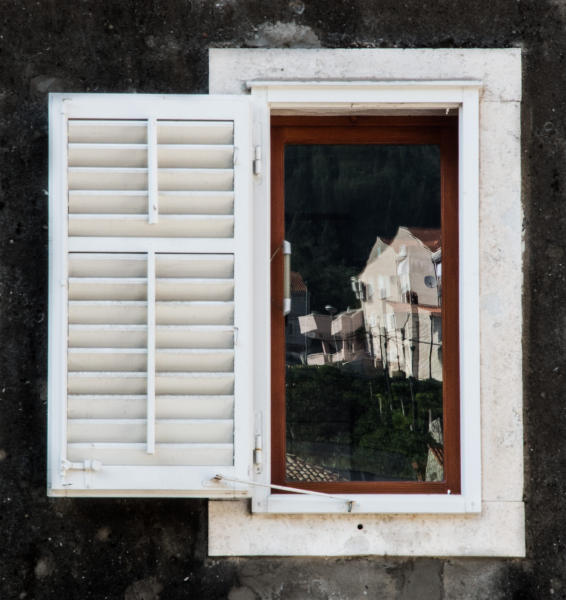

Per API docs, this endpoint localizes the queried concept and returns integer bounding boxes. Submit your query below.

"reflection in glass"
[284,145,444,483]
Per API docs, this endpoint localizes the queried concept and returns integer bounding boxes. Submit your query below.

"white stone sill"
[208,499,525,557]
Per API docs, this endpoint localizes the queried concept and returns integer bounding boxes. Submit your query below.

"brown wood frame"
[271,115,460,495]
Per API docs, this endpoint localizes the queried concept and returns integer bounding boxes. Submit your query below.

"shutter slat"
[158,168,233,192]
[68,348,234,372]
[68,144,147,167]
[68,325,234,349]
[156,326,234,349]
[157,121,233,145]
[69,191,148,214]
[69,301,147,324]
[68,372,147,395]
[68,418,234,443]
[69,214,234,238]
[69,191,234,215]
[159,191,234,215]
[156,254,233,278]
[68,372,234,395]
[156,349,234,372]
[156,279,234,301]
[69,300,234,325]
[156,372,234,395]
[69,253,234,279]
[67,395,234,419]
[69,167,147,190]
[69,254,234,277]
[158,191,234,215]
[68,278,147,301]
[158,145,234,169]
[157,301,234,325]
[68,120,147,143]
[67,443,234,466]
[68,348,147,371]
[69,325,147,348]
[69,254,146,277]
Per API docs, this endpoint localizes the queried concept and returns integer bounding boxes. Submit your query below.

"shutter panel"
[48,94,253,495]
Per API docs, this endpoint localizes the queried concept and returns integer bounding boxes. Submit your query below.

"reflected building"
[298,308,367,368]
[357,226,442,381]
[298,226,442,382]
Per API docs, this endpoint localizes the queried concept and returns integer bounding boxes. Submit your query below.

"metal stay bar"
[213,474,355,512]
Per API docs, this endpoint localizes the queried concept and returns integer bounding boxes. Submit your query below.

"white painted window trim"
[237,81,481,515]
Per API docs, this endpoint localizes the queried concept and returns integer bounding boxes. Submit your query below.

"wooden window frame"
[270,115,460,495]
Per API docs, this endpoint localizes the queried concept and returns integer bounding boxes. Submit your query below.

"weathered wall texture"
[0,0,562,598]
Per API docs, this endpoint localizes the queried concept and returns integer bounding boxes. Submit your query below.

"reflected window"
[271,116,460,494]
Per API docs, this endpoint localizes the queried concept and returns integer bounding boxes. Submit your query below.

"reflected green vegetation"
[286,364,443,481]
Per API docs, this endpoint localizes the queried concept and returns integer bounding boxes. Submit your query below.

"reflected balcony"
[298,313,333,338]
[330,308,364,337]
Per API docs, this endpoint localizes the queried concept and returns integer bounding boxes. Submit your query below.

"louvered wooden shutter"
[48,94,253,495]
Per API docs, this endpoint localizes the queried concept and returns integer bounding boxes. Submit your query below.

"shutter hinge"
[253,434,263,472]
[253,411,264,473]
[253,145,262,176]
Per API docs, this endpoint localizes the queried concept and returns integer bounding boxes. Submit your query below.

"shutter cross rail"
[147,117,158,223]
[146,250,156,454]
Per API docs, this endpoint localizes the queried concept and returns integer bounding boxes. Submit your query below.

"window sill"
[208,499,524,557]
[252,492,480,514]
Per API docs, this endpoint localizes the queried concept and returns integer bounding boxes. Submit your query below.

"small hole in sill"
[357,524,363,530]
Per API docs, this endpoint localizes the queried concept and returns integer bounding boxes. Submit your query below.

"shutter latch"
[253,145,262,176]
[60,459,102,489]
[61,459,103,477]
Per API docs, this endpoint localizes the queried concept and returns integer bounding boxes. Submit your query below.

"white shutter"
[48,94,253,495]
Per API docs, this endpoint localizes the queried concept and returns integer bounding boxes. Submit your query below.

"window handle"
[283,240,291,315]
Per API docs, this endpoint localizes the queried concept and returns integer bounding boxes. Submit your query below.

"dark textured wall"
[0,1,562,598]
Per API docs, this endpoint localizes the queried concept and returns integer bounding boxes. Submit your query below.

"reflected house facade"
[358,226,442,382]
[298,226,442,383]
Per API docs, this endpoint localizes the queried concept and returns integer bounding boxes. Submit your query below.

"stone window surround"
[208,48,524,557]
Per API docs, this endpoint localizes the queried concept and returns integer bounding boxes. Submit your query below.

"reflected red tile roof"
[407,227,441,252]
[381,227,441,253]
[291,271,307,292]
[286,453,346,482]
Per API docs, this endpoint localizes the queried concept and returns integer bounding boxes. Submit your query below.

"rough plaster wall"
[0,0,561,598]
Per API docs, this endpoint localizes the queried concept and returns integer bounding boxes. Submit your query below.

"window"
[245,80,482,515]
[207,48,523,557]
[48,48,524,557]
[270,116,460,495]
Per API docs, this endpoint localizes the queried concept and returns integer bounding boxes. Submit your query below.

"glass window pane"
[284,144,443,483]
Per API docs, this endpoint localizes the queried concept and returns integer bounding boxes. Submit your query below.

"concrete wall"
[0,0,562,597]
